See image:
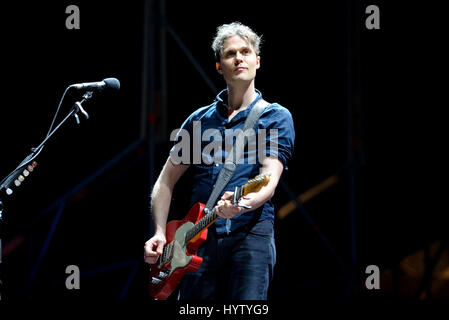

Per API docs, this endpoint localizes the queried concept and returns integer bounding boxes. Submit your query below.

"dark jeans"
[178,219,276,300]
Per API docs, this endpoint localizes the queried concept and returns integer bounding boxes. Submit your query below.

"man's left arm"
[214,156,283,219]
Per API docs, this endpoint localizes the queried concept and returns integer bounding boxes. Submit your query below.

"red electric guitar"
[149,173,271,300]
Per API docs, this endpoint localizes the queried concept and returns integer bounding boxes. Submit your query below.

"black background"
[0,0,443,309]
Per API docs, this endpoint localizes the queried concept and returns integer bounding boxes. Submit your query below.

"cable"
[0,86,71,189]
[46,86,71,138]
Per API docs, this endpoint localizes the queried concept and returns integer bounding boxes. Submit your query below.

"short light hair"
[211,22,262,61]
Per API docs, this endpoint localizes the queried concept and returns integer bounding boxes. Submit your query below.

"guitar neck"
[184,173,270,244]
[185,208,220,243]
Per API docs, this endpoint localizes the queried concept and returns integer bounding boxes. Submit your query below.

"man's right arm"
[144,157,190,264]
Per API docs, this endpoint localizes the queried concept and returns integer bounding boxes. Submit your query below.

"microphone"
[69,78,120,91]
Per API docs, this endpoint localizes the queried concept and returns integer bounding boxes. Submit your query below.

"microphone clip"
[72,91,93,124]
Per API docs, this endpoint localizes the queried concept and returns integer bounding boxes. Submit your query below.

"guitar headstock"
[242,173,271,196]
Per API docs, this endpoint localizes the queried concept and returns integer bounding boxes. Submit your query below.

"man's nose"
[234,52,244,63]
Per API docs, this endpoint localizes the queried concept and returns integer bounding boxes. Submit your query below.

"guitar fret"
[186,210,214,243]
[187,190,262,243]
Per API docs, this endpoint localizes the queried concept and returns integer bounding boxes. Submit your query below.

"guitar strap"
[203,98,269,213]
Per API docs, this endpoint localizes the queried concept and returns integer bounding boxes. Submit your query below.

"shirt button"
[215,163,219,167]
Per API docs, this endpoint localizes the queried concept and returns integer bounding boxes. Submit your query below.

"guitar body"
[149,202,207,300]
[148,173,270,300]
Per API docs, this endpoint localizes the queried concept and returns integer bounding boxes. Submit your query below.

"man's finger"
[145,256,158,264]
[221,191,233,200]
[156,241,165,254]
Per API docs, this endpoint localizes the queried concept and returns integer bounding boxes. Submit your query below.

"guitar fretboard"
[185,209,219,243]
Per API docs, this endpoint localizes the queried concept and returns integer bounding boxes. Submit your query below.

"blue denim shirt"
[170,89,295,234]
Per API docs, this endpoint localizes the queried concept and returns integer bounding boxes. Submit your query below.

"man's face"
[217,35,260,85]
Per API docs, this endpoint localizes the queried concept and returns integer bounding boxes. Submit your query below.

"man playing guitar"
[144,22,295,300]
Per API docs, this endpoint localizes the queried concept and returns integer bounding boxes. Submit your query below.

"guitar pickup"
[158,242,174,268]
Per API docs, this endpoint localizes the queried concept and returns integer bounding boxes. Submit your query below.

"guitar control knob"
[158,271,169,279]
[151,277,162,285]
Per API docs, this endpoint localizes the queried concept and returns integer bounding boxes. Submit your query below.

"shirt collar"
[215,88,262,119]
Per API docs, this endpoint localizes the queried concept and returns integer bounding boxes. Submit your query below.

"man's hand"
[144,233,167,265]
[214,191,249,219]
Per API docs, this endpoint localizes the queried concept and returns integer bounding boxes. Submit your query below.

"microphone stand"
[0,89,94,301]
[0,197,3,301]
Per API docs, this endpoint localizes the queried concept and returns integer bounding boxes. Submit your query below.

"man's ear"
[216,62,223,74]
[256,56,261,69]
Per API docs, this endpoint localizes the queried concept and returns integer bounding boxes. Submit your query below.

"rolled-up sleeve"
[259,104,295,170]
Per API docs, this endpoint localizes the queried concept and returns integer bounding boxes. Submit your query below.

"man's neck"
[226,81,257,112]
